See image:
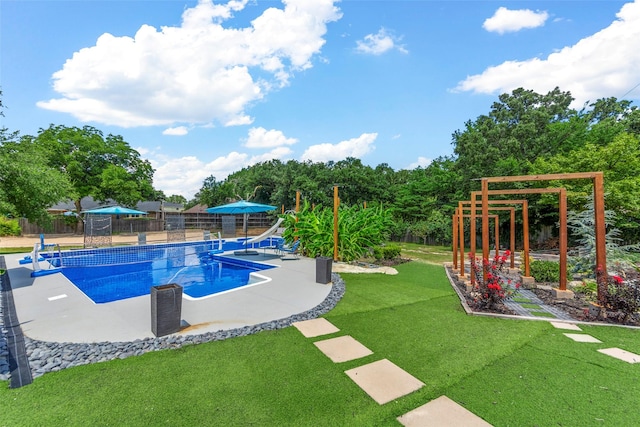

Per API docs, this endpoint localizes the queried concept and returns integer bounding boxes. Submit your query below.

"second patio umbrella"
[206,200,276,255]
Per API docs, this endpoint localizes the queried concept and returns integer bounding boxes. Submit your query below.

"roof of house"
[182,204,210,214]
[49,196,183,213]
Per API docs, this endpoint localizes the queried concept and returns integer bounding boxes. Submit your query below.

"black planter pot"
[151,283,183,337]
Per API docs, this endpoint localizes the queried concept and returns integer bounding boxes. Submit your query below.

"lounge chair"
[279,240,300,259]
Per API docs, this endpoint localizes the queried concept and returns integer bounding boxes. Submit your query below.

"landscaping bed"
[446,264,640,327]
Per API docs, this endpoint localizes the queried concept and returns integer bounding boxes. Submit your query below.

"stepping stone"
[292,318,339,338]
[345,359,424,405]
[598,348,640,363]
[549,321,582,331]
[398,395,493,427]
[563,333,602,343]
[314,335,373,363]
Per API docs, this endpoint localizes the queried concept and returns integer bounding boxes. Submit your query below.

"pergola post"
[510,208,515,268]
[593,172,607,301]
[458,201,465,278]
[481,179,489,281]
[452,209,459,271]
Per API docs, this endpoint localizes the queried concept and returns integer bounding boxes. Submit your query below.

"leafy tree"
[0,131,74,226]
[193,175,231,207]
[452,87,577,195]
[394,157,460,224]
[409,210,452,245]
[165,194,187,205]
[34,125,155,229]
[532,132,640,238]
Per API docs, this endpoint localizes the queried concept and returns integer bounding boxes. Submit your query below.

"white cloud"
[37,0,342,128]
[244,127,298,148]
[355,28,408,55]
[455,1,640,107]
[406,156,432,170]
[483,7,549,34]
[162,126,189,136]
[300,132,377,162]
[149,146,294,199]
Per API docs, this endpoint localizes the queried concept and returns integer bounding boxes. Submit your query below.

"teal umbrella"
[206,201,276,255]
[82,206,147,215]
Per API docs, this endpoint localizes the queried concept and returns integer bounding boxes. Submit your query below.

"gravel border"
[10,273,344,380]
[0,268,9,381]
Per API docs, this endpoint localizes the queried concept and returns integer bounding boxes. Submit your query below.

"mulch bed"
[446,266,640,327]
[531,285,640,327]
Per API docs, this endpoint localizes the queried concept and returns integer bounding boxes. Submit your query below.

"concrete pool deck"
[3,250,332,343]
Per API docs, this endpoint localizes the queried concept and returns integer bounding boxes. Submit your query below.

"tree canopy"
[34,125,156,214]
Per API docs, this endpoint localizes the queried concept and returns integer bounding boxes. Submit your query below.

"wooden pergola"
[479,173,607,300]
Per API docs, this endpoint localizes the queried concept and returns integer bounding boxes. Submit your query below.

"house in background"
[48,197,183,218]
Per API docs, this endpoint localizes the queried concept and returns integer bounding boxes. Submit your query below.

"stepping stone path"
[549,321,640,364]
[292,318,493,425]
[293,316,640,424]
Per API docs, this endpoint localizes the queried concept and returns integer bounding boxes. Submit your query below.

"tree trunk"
[75,199,84,235]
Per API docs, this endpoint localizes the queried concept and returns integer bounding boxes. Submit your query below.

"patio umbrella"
[82,206,147,215]
[206,200,276,255]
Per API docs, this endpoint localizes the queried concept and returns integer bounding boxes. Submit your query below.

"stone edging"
[4,273,344,381]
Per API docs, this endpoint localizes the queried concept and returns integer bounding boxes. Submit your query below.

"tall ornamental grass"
[281,201,393,261]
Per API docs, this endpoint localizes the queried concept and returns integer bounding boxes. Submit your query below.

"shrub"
[573,280,597,301]
[596,267,640,323]
[469,250,520,310]
[0,216,20,236]
[530,260,560,283]
[282,201,393,262]
[373,244,401,260]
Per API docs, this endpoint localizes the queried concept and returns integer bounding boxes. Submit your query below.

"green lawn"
[396,242,452,265]
[1,261,639,426]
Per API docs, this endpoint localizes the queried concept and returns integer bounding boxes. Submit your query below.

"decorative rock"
[8,273,345,380]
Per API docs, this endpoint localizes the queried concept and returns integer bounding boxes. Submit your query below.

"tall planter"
[151,284,183,337]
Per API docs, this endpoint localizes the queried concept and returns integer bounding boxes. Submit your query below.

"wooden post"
[470,194,477,286]
[510,208,515,268]
[481,179,489,281]
[523,200,530,277]
[458,201,465,277]
[593,172,607,301]
[559,188,568,290]
[296,191,300,213]
[333,186,339,262]
[494,214,500,253]
[452,209,458,270]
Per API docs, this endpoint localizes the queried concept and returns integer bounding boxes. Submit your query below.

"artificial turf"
[1,261,638,426]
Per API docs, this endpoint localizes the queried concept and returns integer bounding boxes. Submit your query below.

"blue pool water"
[56,240,277,304]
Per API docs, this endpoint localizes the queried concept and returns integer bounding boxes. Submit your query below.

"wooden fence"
[18,213,276,236]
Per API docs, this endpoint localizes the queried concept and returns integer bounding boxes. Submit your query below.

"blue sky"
[2,0,639,199]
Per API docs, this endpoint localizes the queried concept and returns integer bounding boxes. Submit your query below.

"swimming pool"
[55,241,277,304]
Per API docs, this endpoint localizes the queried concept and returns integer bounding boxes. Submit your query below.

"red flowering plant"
[595,266,640,323]
[468,250,520,311]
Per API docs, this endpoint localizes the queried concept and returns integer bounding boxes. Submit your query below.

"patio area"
[3,249,333,343]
